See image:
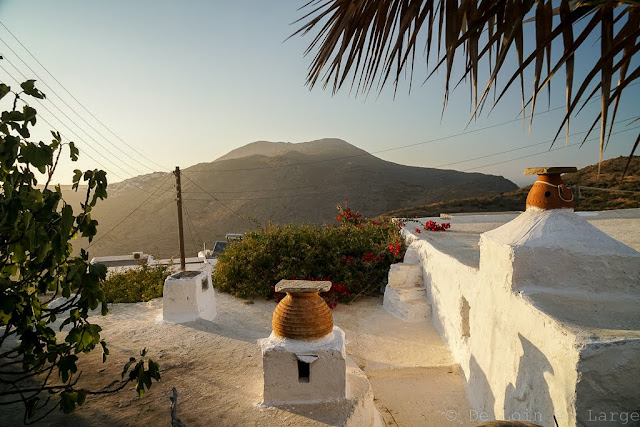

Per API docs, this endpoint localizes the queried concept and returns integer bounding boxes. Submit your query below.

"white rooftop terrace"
[399,208,640,269]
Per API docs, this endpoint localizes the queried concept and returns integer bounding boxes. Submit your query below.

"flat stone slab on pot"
[275,280,332,293]
[524,167,577,175]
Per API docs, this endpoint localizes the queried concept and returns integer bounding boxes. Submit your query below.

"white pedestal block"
[258,327,347,405]
[162,264,216,323]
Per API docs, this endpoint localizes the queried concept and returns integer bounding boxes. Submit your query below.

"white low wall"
[401,210,640,426]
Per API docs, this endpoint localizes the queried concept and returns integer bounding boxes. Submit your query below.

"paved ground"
[334,298,472,427]
[401,208,640,268]
[2,294,472,426]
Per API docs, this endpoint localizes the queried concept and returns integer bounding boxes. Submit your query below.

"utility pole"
[174,166,186,271]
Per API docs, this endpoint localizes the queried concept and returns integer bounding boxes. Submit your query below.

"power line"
[83,127,638,253]
[0,54,149,176]
[183,107,582,173]
[180,116,637,199]
[184,81,639,174]
[181,124,640,203]
[462,125,640,172]
[88,175,173,248]
[1,65,173,195]
[576,186,640,195]
[183,188,344,201]
[0,63,140,180]
[182,201,202,254]
[1,18,636,183]
[434,116,638,169]
[92,177,174,220]
[0,22,168,173]
[180,165,368,195]
[183,200,205,244]
[179,173,259,228]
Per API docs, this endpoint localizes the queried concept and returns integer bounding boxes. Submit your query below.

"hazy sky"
[0,1,638,187]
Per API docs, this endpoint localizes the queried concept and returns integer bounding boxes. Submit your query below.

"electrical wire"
[0,24,166,173]
[180,116,638,200]
[179,173,259,228]
[1,64,173,195]
[0,20,170,172]
[463,125,640,171]
[180,124,640,203]
[0,55,149,176]
[185,100,633,174]
[1,18,636,183]
[0,63,140,180]
[87,175,173,248]
[182,201,201,254]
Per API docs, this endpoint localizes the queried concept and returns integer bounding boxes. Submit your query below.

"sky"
[0,1,638,187]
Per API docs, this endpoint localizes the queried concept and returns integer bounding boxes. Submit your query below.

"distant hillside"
[74,138,517,258]
[214,139,368,162]
[382,156,640,218]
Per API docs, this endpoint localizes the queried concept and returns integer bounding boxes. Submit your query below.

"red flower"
[362,252,376,262]
[415,228,421,233]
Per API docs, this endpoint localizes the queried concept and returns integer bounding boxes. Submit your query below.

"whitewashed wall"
[401,210,640,426]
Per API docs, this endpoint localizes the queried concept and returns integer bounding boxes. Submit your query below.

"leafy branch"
[0,81,159,422]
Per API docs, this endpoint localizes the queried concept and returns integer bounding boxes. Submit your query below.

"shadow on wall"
[504,334,555,426]
[468,355,496,420]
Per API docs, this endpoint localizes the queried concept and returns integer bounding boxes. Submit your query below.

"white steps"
[383,263,431,322]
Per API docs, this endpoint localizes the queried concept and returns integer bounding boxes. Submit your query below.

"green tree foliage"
[0,81,159,423]
[213,205,406,303]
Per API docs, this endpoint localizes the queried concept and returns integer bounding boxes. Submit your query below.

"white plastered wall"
[402,210,640,426]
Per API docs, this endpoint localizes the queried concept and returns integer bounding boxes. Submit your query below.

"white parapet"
[400,209,640,426]
[383,263,431,322]
[259,326,346,405]
[162,264,216,323]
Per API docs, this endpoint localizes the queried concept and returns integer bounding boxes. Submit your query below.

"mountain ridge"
[73,138,517,258]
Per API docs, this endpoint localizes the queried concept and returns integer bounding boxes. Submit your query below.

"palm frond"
[293,0,640,172]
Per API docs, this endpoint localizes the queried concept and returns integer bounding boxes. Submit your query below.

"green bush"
[213,206,406,303]
[101,265,171,303]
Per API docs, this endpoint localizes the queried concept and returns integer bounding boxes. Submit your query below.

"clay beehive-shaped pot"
[272,280,333,341]
[524,167,576,210]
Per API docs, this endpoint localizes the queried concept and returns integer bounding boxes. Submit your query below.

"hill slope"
[75,138,517,258]
[382,156,640,218]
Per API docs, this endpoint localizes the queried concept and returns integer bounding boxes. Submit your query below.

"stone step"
[383,285,431,322]
[388,263,423,289]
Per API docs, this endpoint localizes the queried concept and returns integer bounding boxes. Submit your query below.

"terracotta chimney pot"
[272,280,333,340]
[524,167,577,210]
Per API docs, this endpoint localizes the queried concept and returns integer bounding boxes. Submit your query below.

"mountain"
[382,156,640,218]
[74,138,517,258]
[214,139,369,162]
